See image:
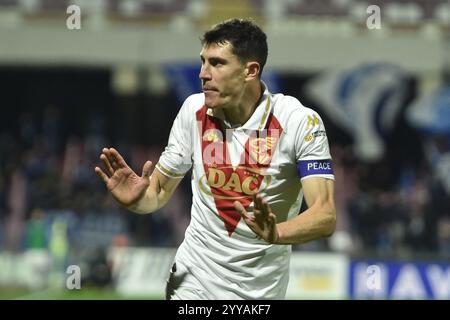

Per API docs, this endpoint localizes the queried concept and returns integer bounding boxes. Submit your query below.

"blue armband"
[297,159,333,179]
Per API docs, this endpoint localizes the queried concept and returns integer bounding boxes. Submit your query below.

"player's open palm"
[234,194,279,244]
[95,148,153,207]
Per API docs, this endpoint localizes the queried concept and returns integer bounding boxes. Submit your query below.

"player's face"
[199,42,247,109]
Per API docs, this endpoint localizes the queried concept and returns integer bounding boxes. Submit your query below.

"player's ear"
[245,61,260,81]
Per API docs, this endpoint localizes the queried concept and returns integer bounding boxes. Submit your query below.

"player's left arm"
[275,177,336,244]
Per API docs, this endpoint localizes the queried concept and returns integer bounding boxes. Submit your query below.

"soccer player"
[95,18,336,299]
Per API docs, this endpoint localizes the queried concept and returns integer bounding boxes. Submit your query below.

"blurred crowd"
[0,100,191,269]
[0,71,449,264]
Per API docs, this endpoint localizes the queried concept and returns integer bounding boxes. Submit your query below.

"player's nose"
[199,65,211,81]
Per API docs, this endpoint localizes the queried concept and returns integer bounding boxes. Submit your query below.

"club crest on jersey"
[249,137,276,165]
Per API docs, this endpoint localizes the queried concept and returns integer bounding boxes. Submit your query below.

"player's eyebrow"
[200,54,228,65]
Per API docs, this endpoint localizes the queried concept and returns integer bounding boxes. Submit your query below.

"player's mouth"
[203,86,218,93]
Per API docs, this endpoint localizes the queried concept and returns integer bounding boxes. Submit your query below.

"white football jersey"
[157,84,334,299]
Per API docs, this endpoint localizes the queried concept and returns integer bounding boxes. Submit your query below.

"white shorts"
[165,258,288,300]
[166,260,211,300]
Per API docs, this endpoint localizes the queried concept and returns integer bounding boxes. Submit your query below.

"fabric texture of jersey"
[157,84,334,299]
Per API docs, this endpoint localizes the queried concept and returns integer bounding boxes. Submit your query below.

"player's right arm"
[95,147,182,214]
[136,164,183,213]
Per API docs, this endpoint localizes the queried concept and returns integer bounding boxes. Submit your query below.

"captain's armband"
[297,159,333,179]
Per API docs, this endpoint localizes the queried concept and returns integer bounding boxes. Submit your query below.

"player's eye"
[210,58,225,67]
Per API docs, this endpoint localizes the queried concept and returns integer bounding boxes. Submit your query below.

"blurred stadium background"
[0,0,449,300]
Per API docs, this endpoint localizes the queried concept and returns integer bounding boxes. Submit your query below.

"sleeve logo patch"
[304,130,327,142]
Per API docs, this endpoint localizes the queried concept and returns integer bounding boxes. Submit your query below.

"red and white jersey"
[157,84,334,299]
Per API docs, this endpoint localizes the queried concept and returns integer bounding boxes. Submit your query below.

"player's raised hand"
[234,194,279,244]
[95,147,153,207]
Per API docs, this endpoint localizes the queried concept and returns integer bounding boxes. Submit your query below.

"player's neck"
[223,81,263,127]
